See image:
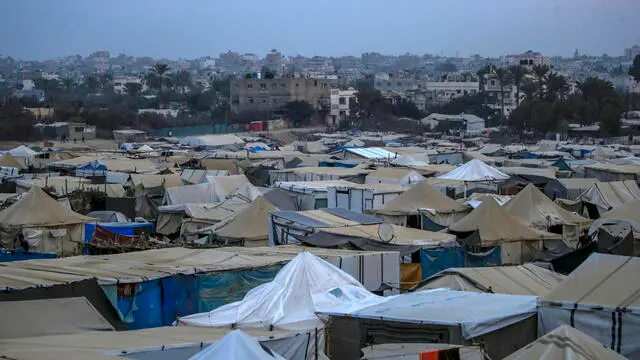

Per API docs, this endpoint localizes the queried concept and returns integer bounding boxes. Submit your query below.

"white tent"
[137,145,154,151]
[176,252,385,331]
[189,330,285,360]
[390,155,429,166]
[8,145,38,157]
[437,159,509,182]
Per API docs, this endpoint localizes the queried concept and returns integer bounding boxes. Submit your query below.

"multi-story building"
[482,73,517,117]
[506,51,550,69]
[328,88,356,126]
[424,81,479,105]
[374,72,420,94]
[113,76,145,95]
[624,45,640,60]
[230,77,333,113]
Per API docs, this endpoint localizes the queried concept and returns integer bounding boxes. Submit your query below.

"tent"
[390,154,429,166]
[0,187,94,255]
[437,159,509,182]
[365,168,424,185]
[208,197,279,246]
[448,198,563,264]
[504,184,591,246]
[189,330,285,360]
[589,200,640,237]
[414,264,565,296]
[504,325,627,360]
[0,153,26,170]
[206,174,251,200]
[0,297,115,339]
[374,180,471,227]
[544,178,600,201]
[539,253,640,358]
[321,288,538,360]
[8,145,38,157]
[137,145,154,152]
[177,252,386,360]
[577,180,640,217]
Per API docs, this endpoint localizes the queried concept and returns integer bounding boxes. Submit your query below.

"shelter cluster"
[0,131,638,360]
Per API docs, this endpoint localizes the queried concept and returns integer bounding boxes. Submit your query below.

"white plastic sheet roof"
[437,159,509,182]
[189,330,285,360]
[8,145,38,157]
[345,147,398,160]
[177,252,386,331]
[320,288,537,339]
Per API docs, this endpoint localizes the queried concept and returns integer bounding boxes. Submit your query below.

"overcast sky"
[2,0,640,60]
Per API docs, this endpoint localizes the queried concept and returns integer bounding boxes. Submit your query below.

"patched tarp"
[297,231,422,256]
[419,247,502,279]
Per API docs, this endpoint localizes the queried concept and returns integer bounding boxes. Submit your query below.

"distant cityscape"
[1,44,640,142]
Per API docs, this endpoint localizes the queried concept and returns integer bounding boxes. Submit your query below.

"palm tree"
[532,64,550,100]
[150,63,171,93]
[494,67,511,121]
[61,78,75,93]
[545,72,569,102]
[175,70,192,96]
[576,77,617,122]
[508,65,528,106]
[124,82,142,97]
[99,72,114,93]
[519,79,538,103]
[83,74,101,95]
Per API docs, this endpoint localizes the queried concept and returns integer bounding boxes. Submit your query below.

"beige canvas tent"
[504,325,626,360]
[449,198,562,264]
[415,264,565,296]
[0,153,26,170]
[0,187,94,255]
[209,196,279,246]
[374,180,471,227]
[504,184,591,246]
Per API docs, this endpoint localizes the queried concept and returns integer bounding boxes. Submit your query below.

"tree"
[174,70,192,95]
[508,65,528,106]
[0,99,39,141]
[283,100,315,127]
[353,88,390,118]
[519,79,538,103]
[61,77,76,93]
[84,74,101,95]
[630,55,640,83]
[392,99,423,120]
[532,64,550,100]
[435,62,458,73]
[576,77,618,123]
[545,72,569,102]
[149,63,171,93]
[124,82,142,97]
[260,66,275,79]
[494,67,511,121]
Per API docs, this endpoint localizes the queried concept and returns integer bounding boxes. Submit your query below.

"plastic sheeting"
[177,252,385,331]
[437,159,509,182]
[419,247,502,279]
[0,248,56,262]
[189,330,286,360]
[323,288,537,340]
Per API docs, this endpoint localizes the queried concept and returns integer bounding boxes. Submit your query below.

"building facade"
[374,73,420,93]
[328,88,357,126]
[425,81,479,105]
[507,51,550,69]
[230,77,333,113]
[113,76,145,95]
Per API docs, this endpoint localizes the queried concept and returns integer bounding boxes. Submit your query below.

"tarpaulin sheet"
[400,263,422,290]
[297,231,422,256]
[197,265,282,312]
[161,275,199,325]
[84,222,154,243]
[102,279,164,330]
[420,247,501,279]
[0,249,56,262]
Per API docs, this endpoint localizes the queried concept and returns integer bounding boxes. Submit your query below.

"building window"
[248,84,253,89]
[248,98,254,104]
[490,80,496,86]
[322,83,328,88]
[456,89,461,94]
[281,83,286,88]
[314,80,318,87]
[260,83,266,89]
[339,97,346,105]
[339,110,346,117]
[296,83,300,87]
[261,98,267,104]
[272,83,277,89]
[397,81,402,86]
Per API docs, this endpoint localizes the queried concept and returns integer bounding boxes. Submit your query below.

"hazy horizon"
[2,0,640,61]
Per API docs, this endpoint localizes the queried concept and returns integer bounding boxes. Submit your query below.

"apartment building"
[425,81,479,105]
[506,51,550,69]
[328,88,357,126]
[230,77,333,113]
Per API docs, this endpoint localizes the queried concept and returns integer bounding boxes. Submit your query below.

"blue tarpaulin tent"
[0,248,57,262]
[419,247,501,279]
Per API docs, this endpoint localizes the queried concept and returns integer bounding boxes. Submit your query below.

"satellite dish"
[378,222,395,243]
